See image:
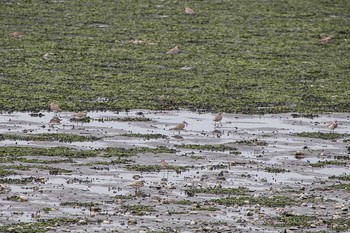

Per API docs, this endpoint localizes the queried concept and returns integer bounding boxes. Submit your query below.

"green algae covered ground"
[0,0,349,113]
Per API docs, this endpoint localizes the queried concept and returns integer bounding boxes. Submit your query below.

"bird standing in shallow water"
[49,101,61,115]
[170,121,188,134]
[166,46,181,54]
[213,112,223,127]
[72,111,87,120]
[49,116,61,127]
[328,120,338,132]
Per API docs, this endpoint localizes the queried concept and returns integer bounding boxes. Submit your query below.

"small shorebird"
[43,53,54,60]
[170,121,188,134]
[48,101,61,115]
[213,112,223,126]
[320,36,332,44]
[160,159,169,168]
[185,7,196,15]
[328,120,338,132]
[10,32,23,39]
[128,180,145,189]
[72,111,87,120]
[49,116,61,127]
[166,46,181,54]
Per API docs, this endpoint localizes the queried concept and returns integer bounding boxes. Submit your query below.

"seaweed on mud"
[122,204,155,216]
[176,144,239,152]
[266,215,316,228]
[126,164,186,173]
[0,146,175,158]
[310,160,347,167]
[214,195,297,207]
[293,132,348,140]
[120,133,169,140]
[0,217,92,233]
[186,187,249,197]
[0,133,99,142]
[329,175,350,181]
[264,167,290,173]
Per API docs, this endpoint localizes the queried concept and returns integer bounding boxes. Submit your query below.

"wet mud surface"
[0,110,349,232]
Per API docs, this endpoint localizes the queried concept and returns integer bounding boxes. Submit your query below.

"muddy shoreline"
[0,110,349,232]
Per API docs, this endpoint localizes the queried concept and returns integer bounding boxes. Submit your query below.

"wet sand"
[0,110,349,232]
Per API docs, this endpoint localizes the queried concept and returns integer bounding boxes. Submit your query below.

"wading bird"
[213,112,223,126]
[328,120,338,132]
[170,121,188,134]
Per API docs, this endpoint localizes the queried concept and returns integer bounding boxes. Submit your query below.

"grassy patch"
[310,160,347,167]
[0,1,349,113]
[0,168,17,177]
[96,117,152,122]
[267,215,316,228]
[329,175,350,181]
[293,132,347,140]
[0,146,175,158]
[327,218,350,231]
[235,139,268,146]
[176,144,240,153]
[214,195,297,207]
[122,204,155,216]
[60,202,98,207]
[126,164,186,173]
[0,133,99,142]
[186,187,248,197]
[0,217,91,233]
[120,133,168,140]
[329,184,350,192]
[0,176,47,184]
[264,167,290,173]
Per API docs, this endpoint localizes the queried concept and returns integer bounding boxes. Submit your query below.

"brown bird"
[10,32,23,39]
[213,112,223,126]
[160,159,169,168]
[185,7,196,15]
[170,121,188,134]
[128,180,145,188]
[49,116,61,127]
[166,46,181,54]
[72,111,87,120]
[48,101,61,115]
[320,36,332,44]
[328,120,338,132]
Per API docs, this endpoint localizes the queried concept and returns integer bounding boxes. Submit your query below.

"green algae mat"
[0,0,349,113]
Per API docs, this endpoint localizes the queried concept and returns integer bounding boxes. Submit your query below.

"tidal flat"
[0,110,348,232]
[0,0,350,232]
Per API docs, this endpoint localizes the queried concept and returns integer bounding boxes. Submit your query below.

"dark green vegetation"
[122,204,155,216]
[176,144,239,152]
[293,132,348,140]
[0,146,175,158]
[96,117,152,122]
[120,133,169,140]
[214,195,298,207]
[0,217,91,233]
[310,160,347,167]
[0,0,349,113]
[329,174,350,181]
[268,215,316,228]
[0,133,99,142]
[268,215,350,231]
[186,187,248,196]
[126,164,186,173]
[264,167,290,173]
